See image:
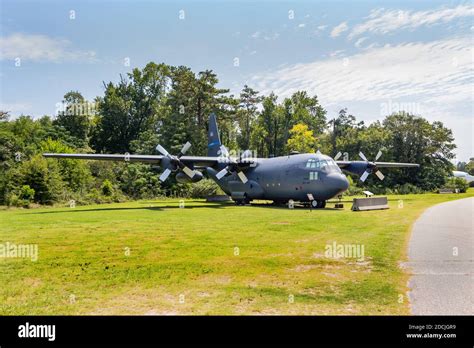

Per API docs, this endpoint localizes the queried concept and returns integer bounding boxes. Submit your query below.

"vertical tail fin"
[207,113,222,157]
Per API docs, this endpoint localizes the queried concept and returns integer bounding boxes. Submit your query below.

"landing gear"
[235,194,250,206]
[316,200,326,209]
[310,200,325,208]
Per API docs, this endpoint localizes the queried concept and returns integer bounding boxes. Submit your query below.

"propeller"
[358,150,385,182]
[156,142,196,182]
[215,145,249,184]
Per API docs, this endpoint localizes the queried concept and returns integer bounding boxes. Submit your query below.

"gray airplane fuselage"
[207,153,349,203]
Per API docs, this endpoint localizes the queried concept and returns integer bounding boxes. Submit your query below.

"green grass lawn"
[1,189,473,315]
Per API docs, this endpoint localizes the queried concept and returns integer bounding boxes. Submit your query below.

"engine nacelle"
[176,171,203,183]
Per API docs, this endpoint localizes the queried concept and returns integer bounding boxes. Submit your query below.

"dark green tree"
[237,85,262,150]
[382,113,456,190]
[54,91,93,147]
[92,63,171,153]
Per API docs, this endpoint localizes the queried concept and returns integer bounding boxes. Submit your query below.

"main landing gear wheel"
[235,194,249,206]
[316,200,326,209]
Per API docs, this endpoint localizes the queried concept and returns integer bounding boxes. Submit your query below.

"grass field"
[1,189,473,315]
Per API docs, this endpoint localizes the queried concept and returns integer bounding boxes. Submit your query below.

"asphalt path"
[406,197,473,315]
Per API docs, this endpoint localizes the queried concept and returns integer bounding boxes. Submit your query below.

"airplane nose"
[326,173,349,193]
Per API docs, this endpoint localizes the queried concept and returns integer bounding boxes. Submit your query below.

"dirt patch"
[322,272,339,278]
[22,277,43,288]
[292,264,318,272]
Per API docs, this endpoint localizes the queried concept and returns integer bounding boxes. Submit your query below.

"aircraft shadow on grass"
[31,201,230,214]
[30,201,338,214]
[30,197,414,214]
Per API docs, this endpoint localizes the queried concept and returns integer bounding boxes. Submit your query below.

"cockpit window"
[306,158,318,168]
[327,159,342,172]
[306,158,341,172]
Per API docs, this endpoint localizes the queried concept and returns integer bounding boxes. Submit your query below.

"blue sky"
[1,0,473,161]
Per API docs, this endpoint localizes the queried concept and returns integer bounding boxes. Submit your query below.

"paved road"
[406,197,473,315]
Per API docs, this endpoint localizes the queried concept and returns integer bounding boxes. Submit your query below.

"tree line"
[0,62,463,207]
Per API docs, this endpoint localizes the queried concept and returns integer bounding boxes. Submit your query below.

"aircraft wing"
[373,162,419,168]
[43,153,222,169]
[335,160,419,168]
[335,160,352,169]
[336,159,419,182]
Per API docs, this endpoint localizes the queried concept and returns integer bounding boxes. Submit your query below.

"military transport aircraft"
[43,114,419,208]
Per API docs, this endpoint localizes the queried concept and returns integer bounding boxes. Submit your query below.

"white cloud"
[329,50,345,57]
[250,31,261,39]
[251,36,473,160]
[330,22,348,37]
[298,23,306,28]
[348,4,474,39]
[264,33,280,41]
[0,33,96,62]
[312,25,327,37]
[252,36,472,104]
[354,37,368,48]
[251,31,279,41]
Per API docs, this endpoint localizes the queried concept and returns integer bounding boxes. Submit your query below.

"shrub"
[188,179,222,198]
[101,179,114,196]
[342,176,359,196]
[117,163,162,199]
[5,192,19,207]
[18,185,35,208]
[19,155,64,204]
[444,177,469,193]
[395,183,423,194]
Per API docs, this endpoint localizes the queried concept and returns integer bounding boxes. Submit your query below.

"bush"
[444,177,469,193]
[117,163,162,199]
[5,192,19,207]
[101,179,114,196]
[187,179,222,198]
[4,185,35,208]
[395,183,423,194]
[19,185,35,200]
[82,187,127,205]
[19,155,64,204]
[343,176,364,196]
[18,185,35,207]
